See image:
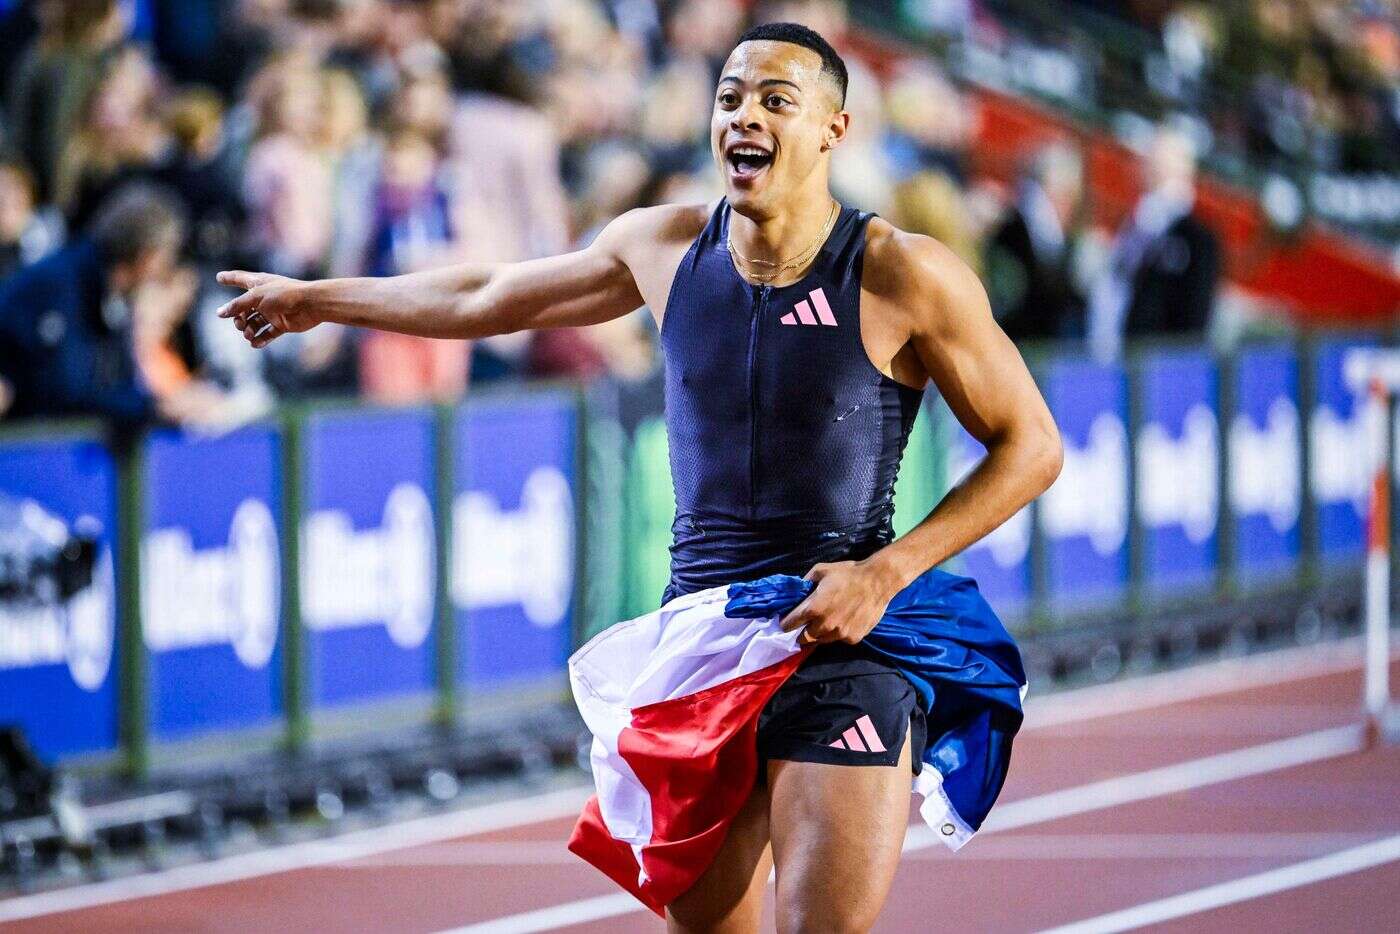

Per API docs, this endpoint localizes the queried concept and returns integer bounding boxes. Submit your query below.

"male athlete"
[219,22,1062,934]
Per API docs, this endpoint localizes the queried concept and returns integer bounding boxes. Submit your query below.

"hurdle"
[1345,348,1400,747]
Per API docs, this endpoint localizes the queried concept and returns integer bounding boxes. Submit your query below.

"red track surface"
[4,646,1398,933]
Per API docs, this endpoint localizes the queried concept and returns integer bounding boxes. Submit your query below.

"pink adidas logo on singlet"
[779,287,838,327]
[828,714,886,752]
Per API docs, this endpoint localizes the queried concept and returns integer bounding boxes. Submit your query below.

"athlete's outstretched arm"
[216,209,650,347]
[782,233,1062,645]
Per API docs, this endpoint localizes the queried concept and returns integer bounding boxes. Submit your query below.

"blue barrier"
[142,426,283,740]
[1135,349,1220,596]
[1037,358,1131,612]
[1311,339,1375,561]
[0,435,120,760]
[3,336,1386,768]
[451,394,576,692]
[1230,345,1303,580]
[301,408,437,710]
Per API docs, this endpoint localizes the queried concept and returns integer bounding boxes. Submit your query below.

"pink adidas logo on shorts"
[828,714,886,752]
[779,287,838,327]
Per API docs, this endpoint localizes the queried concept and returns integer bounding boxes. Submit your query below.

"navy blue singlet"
[660,198,926,604]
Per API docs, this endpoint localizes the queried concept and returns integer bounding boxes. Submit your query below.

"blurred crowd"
[1103,0,1400,174]
[0,0,1264,430]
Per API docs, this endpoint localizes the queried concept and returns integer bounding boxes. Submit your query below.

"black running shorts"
[755,641,926,775]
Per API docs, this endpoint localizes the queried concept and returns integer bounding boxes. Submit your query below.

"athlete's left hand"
[779,560,903,646]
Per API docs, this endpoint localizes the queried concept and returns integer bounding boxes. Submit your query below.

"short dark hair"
[90,184,186,267]
[734,22,848,108]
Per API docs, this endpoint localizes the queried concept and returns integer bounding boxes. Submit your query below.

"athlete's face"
[711,41,848,215]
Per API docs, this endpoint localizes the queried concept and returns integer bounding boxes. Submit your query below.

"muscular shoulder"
[594,202,710,262]
[862,216,991,338]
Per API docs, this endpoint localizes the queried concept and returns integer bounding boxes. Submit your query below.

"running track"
[3,639,1397,933]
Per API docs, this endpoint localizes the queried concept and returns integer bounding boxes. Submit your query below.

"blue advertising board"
[1310,340,1374,560]
[1037,359,1130,611]
[452,394,576,691]
[1229,345,1302,579]
[0,437,119,760]
[1135,349,1220,595]
[142,426,282,740]
[951,428,1032,614]
[301,408,437,709]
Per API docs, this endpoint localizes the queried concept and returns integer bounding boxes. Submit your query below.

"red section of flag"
[568,650,809,916]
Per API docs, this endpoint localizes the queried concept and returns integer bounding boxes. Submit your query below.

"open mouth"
[726,144,774,182]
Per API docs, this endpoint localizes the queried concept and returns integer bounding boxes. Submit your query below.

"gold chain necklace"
[727,200,840,283]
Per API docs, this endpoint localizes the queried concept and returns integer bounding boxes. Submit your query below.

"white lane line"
[2,639,1383,924]
[903,724,1364,850]
[438,724,1368,934]
[441,894,645,934]
[1037,833,1400,934]
[1024,638,1398,730]
[0,786,591,924]
[898,831,1383,861]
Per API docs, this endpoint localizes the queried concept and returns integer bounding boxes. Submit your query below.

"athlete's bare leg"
[767,726,913,934]
[667,781,773,934]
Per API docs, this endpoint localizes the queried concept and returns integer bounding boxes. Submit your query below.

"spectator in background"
[5,0,128,202]
[358,128,470,403]
[148,88,248,270]
[448,84,572,383]
[322,67,379,279]
[245,57,356,398]
[829,58,894,214]
[879,61,980,276]
[54,44,170,231]
[1086,124,1221,361]
[0,185,228,426]
[984,142,1087,343]
[883,62,972,185]
[243,52,333,278]
[0,160,63,278]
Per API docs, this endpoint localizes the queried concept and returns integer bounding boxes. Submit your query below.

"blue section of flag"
[725,567,1025,834]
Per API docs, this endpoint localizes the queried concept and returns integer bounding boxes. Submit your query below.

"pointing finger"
[217,270,269,291]
[218,289,263,320]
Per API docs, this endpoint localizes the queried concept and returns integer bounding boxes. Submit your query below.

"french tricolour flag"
[568,570,1027,917]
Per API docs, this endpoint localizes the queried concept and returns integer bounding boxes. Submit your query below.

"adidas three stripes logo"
[827,714,887,753]
[779,287,838,327]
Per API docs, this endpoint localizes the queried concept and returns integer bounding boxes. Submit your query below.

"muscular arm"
[216,208,653,346]
[870,235,1063,592]
[782,232,1062,645]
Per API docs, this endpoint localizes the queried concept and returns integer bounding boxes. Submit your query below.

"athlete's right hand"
[216,270,318,348]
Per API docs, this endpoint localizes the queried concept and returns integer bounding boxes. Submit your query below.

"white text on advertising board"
[1230,397,1301,533]
[1136,404,1220,544]
[1309,404,1370,515]
[142,498,280,669]
[1038,413,1129,555]
[301,483,435,649]
[451,466,573,627]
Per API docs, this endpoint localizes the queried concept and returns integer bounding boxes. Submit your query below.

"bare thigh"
[666,780,774,934]
[767,725,912,934]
